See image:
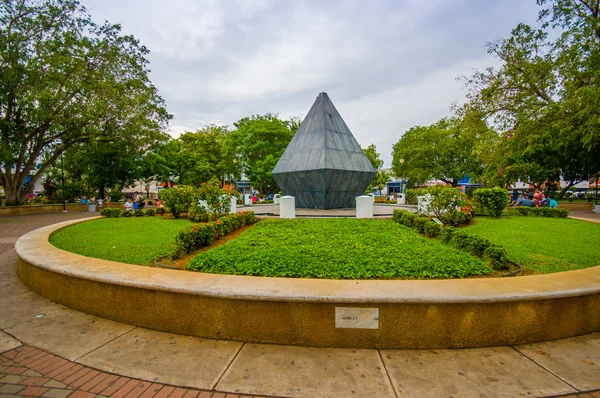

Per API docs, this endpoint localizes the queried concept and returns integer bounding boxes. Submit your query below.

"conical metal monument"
[272,92,376,209]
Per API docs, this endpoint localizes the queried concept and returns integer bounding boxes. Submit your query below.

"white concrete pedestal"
[397,194,405,205]
[244,194,252,206]
[230,197,237,214]
[356,195,374,219]
[280,196,296,219]
[367,193,375,203]
[595,204,600,214]
[274,194,281,205]
[417,195,432,215]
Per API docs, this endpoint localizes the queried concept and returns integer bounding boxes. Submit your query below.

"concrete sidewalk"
[1,212,599,397]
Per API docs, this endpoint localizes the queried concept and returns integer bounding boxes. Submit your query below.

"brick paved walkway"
[0,345,266,398]
[1,211,600,397]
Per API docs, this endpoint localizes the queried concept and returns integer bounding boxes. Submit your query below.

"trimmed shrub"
[484,244,509,271]
[505,207,569,218]
[472,188,510,218]
[414,216,429,233]
[173,211,257,257]
[439,226,456,243]
[156,207,166,215]
[392,209,404,222]
[424,221,441,238]
[439,210,471,226]
[100,208,121,218]
[134,209,144,217]
[145,208,156,217]
[121,210,132,217]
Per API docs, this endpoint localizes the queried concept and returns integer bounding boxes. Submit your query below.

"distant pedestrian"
[124,198,133,211]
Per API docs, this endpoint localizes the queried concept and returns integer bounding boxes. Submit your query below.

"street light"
[399,159,405,193]
[57,142,67,212]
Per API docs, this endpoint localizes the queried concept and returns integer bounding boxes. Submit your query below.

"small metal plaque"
[335,307,379,329]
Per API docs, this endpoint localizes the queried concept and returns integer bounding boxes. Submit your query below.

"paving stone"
[515,333,600,391]
[0,292,64,329]
[41,388,73,398]
[0,331,22,355]
[0,383,25,394]
[0,374,27,384]
[22,370,43,377]
[20,376,51,386]
[380,346,577,398]
[77,327,242,390]
[5,310,135,361]
[42,380,67,389]
[3,366,27,375]
[217,343,395,398]
[17,385,50,396]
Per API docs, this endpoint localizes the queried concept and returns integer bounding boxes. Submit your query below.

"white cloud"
[82,0,541,167]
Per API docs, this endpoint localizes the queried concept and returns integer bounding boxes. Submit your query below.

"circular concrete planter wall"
[15,218,600,349]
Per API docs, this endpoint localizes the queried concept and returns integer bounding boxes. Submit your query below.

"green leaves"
[471,188,510,218]
[0,0,170,205]
[187,219,491,279]
[230,114,296,195]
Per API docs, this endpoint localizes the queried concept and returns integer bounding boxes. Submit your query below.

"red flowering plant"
[188,177,233,222]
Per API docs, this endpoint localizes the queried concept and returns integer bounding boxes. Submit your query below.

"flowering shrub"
[423,186,467,221]
[173,211,257,257]
[159,185,196,218]
[471,188,510,218]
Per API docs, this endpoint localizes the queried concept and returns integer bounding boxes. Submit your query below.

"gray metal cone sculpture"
[272,92,376,209]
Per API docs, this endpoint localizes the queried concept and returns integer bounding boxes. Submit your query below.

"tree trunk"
[99,182,105,201]
[558,182,575,199]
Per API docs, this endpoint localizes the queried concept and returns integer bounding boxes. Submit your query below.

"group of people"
[510,189,558,208]
[124,192,146,211]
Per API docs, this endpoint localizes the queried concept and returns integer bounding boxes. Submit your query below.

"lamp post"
[58,143,67,212]
[399,159,405,193]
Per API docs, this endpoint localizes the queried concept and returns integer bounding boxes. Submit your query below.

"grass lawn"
[466,217,600,273]
[187,219,491,279]
[49,217,191,265]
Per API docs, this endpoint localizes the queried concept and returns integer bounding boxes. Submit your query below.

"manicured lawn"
[49,217,191,265]
[187,219,491,279]
[466,217,600,273]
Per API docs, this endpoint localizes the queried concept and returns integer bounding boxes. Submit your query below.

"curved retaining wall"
[16,218,600,349]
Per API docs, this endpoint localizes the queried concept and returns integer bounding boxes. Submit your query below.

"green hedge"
[100,208,121,218]
[392,209,509,270]
[100,208,163,218]
[173,211,256,257]
[505,207,569,218]
[471,188,510,218]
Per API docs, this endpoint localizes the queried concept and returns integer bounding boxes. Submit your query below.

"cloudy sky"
[82,0,540,167]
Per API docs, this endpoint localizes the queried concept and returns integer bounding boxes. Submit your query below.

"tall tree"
[464,1,600,193]
[363,144,384,170]
[230,114,295,195]
[391,114,496,187]
[363,144,385,193]
[0,0,170,205]
[175,125,239,187]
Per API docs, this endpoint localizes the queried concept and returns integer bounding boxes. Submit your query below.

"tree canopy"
[0,0,170,205]
[391,112,497,187]
[230,114,297,195]
[462,0,600,194]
